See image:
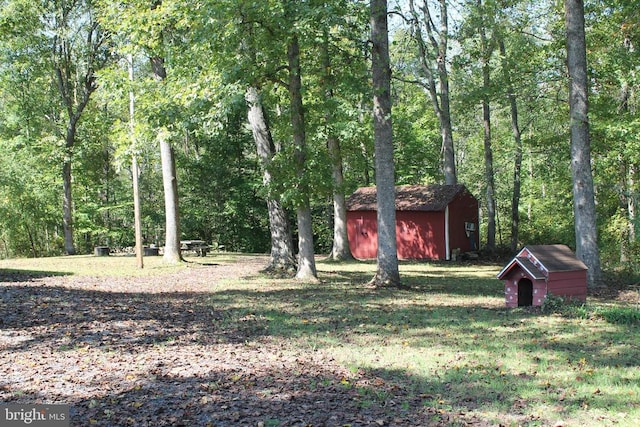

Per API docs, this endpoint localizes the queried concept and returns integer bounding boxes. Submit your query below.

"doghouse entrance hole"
[518,279,533,306]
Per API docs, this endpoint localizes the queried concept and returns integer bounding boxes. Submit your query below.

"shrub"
[597,307,640,325]
[541,293,566,314]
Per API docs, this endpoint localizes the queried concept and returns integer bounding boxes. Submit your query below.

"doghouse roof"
[497,244,588,280]
[346,184,470,211]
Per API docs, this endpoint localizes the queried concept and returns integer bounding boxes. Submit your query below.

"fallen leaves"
[0,262,462,426]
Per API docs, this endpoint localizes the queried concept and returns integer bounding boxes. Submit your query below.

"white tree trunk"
[160,136,182,264]
[288,35,318,281]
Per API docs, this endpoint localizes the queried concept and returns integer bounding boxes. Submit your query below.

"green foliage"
[0,0,637,274]
[540,292,569,314]
[597,306,640,325]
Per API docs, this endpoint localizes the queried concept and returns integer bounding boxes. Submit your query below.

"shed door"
[518,278,533,306]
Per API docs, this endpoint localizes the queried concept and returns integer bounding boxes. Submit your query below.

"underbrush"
[542,292,640,325]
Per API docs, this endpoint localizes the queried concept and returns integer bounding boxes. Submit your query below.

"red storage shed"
[497,244,588,307]
[346,184,479,260]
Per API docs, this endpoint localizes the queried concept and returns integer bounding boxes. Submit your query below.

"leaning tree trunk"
[371,0,401,288]
[288,35,318,281]
[245,86,297,273]
[565,0,602,288]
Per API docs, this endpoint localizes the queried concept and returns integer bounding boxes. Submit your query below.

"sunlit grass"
[206,257,640,426]
[0,252,257,277]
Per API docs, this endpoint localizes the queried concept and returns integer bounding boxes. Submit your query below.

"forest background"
[0,0,638,278]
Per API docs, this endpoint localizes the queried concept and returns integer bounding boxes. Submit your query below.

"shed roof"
[346,184,469,212]
[497,244,588,279]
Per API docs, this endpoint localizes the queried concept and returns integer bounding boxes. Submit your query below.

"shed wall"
[347,211,378,259]
[347,211,448,260]
[346,187,479,260]
[547,271,588,301]
[396,211,446,259]
[447,192,480,254]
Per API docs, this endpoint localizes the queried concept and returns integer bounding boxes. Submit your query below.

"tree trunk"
[149,54,182,264]
[160,135,182,263]
[565,0,602,288]
[132,155,144,269]
[499,40,523,253]
[618,78,636,264]
[128,53,144,269]
[245,86,297,273]
[371,0,401,288]
[621,161,636,264]
[322,31,354,262]
[627,163,637,247]
[327,133,354,261]
[52,4,103,256]
[288,35,318,281]
[479,4,496,252]
[408,0,457,185]
[62,157,75,255]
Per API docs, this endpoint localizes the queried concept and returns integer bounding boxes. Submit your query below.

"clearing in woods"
[0,253,638,426]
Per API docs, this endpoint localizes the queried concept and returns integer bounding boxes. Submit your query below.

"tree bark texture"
[245,86,297,273]
[565,0,602,287]
[160,137,182,264]
[150,54,183,264]
[288,35,318,281]
[371,0,401,287]
[327,133,354,261]
[322,32,354,261]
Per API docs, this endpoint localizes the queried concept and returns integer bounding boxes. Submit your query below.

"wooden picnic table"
[180,240,209,256]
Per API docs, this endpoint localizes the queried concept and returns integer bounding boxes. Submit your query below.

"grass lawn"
[1,253,638,426]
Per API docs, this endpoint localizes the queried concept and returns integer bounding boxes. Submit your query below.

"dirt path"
[0,256,480,426]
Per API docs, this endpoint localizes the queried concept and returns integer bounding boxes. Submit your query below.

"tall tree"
[498,38,523,253]
[149,1,182,264]
[321,30,354,261]
[128,54,144,269]
[370,0,400,287]
[405,0,457,185]
[288,34,318,281]
[477,0,497,252]
[245,86,297,272]
[564,0,602,287]
[52,0,107,254]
